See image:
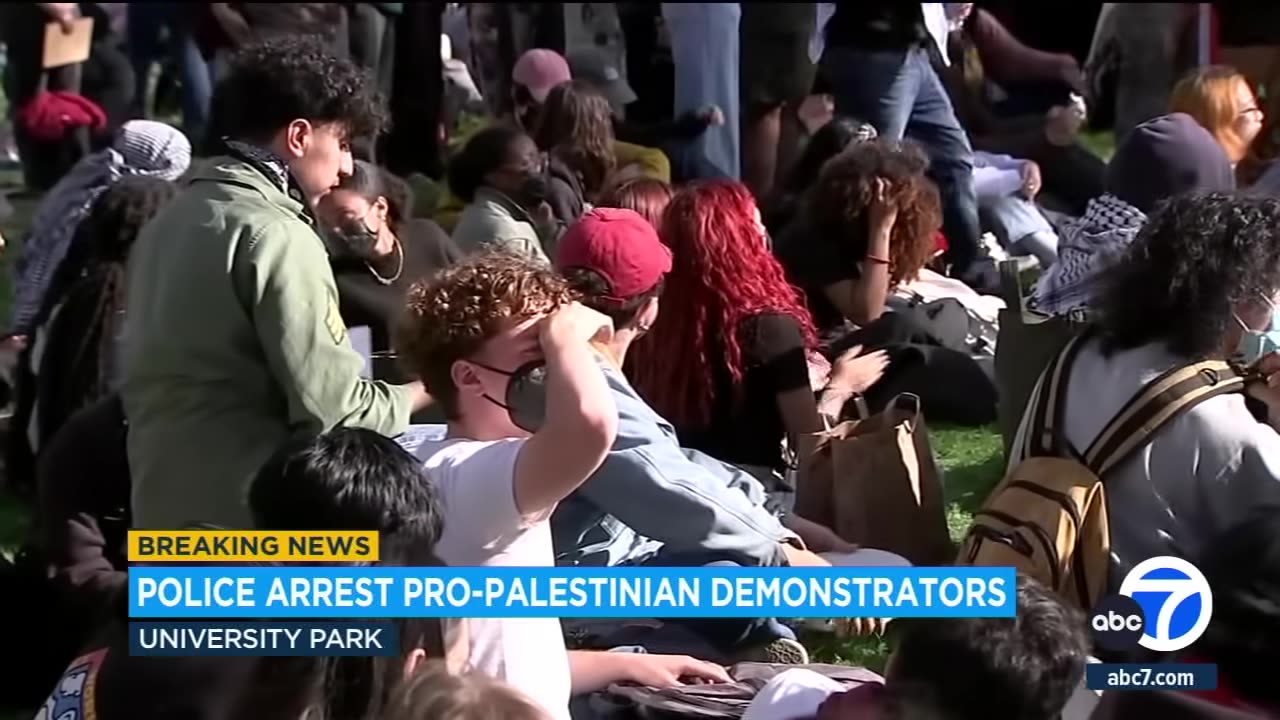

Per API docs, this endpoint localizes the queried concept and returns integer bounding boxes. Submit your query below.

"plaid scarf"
[1032,194,1147,316]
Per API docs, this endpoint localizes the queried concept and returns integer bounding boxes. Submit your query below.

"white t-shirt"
[1058,339,1280,590]
[418,437,572,720]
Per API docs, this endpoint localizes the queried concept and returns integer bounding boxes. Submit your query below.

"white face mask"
[1234,294,1280,366]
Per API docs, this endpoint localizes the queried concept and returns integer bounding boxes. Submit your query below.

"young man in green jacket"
[121,36,431,529]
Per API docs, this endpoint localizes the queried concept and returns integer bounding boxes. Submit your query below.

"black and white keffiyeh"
[1032,193,1147,316]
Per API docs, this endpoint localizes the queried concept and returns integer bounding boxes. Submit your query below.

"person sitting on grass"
[1047,192,1280,592]
[448,125,560,263]
[629,181,888,484]
[395,254,730,720]
[6,119,191,345]
[1033,113,1235,317]
[553,209,905,664]
[317,159,462,383]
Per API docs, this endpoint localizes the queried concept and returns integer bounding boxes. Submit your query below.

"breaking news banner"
[128,566,1016,620]
[127,530,379,563]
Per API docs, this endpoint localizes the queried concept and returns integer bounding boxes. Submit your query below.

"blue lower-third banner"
[129,621,400,656]
[128,566,1017,619]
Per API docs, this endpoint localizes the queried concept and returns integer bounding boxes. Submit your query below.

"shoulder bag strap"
[1020,331,1093,460]
[1085,360,1247,476]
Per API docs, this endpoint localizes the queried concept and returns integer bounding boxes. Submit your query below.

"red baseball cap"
[556,208,672,302]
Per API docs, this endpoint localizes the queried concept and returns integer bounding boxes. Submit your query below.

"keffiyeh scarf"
[1032,194,1147,316]
[9,120,190,335]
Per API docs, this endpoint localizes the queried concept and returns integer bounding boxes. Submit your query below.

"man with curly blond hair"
[395,252,727,719]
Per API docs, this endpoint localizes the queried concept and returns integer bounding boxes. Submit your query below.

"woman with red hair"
[629,180,887,479]
[596,177,673,230]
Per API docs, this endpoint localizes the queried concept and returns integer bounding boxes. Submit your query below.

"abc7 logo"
[1089,556,1214,653]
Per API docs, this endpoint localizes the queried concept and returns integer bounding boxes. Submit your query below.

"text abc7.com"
[1087,556,1216,690]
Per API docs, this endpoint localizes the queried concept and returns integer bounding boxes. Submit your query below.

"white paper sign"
[395,424,449,456]
[350,326,372,379]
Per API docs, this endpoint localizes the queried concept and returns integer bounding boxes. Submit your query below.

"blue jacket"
[552,355,798,567]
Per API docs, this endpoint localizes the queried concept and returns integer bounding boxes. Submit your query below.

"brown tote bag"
[795,393,953,566]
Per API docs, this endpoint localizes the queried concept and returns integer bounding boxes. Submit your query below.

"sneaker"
[735,636,810,665]
[978,231,1008,262]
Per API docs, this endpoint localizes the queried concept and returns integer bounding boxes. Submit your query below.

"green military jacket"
[121,157,414,528]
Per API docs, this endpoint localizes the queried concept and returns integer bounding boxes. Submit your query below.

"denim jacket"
[552,354,798,567]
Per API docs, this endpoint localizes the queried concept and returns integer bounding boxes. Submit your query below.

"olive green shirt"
[121,157,414,528]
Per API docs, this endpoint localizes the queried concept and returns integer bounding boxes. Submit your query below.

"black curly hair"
[33,176,178,447]
[204,35,386,150]
[1096,192,1280,359]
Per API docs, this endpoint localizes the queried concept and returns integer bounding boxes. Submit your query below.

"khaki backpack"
[957,333,1247,610]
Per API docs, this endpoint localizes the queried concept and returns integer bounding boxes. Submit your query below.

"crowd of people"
[2,2,1280,719]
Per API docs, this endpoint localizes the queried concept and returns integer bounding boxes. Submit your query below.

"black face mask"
[519,171,552,208]
[471,359,547,432]
[327,215,381,259]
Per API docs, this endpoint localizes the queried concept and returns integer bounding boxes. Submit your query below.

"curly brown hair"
[806,139,942,286]
[534,80,617,200]
[395,253,575,418]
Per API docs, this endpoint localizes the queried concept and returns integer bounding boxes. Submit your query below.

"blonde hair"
[386,663,551,720]
[1169,65,1257,163]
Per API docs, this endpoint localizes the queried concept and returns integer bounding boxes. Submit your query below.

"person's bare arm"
[568,651,729,693]
[513,303,618,517]
[822,179,897,326]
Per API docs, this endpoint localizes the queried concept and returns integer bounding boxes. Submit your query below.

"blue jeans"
[127,3,211,135]
[823,46,981,275]
[637,551,794,658]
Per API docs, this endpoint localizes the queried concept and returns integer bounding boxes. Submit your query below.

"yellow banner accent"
[128,530,379,562]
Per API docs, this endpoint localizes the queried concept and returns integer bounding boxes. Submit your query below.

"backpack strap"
[1021,331,1092,459]
[1084,360,1247,476]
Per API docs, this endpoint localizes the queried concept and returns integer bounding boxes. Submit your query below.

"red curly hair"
[628,181,818,428]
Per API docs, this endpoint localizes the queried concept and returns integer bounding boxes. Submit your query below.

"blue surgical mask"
[1234,305,1280,366]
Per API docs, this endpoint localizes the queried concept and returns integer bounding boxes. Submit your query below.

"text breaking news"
[1085,663,1218,691]
[128,530,379,562]
[129,566,1016,619]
